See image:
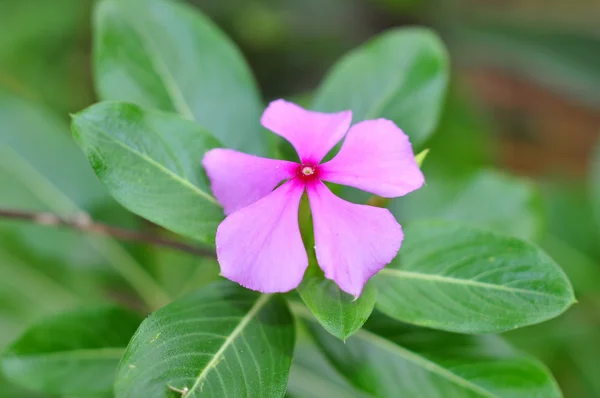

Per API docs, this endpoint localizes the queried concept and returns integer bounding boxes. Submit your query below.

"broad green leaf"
[115,281,295,398]
[297,276,376,340]
[374,221,575,333]
[72,101,223,244]
[312,27,449,147]
[391,169,543,240]
[1,306,142,396]
[298,306,562,398]
[94,0,267,155]
[0,91,169,309]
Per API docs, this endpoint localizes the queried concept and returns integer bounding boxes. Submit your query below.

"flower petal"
[320,119,424,197]
[261,99,352,164]
[216,179,308,293]
[307,181,403,297]
[203,148,297,215]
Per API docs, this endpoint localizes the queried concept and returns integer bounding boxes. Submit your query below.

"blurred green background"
[1,0,600,396]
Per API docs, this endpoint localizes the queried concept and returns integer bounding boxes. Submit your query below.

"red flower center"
[297,163,319,182]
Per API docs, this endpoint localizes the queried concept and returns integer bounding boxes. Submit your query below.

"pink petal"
[320,119,424,198]
[203,148,297,215]
[261,99,352,164]
[307,181,403,297]
[216,179,308,293]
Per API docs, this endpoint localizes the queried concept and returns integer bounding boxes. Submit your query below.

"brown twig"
[0,209,216,258]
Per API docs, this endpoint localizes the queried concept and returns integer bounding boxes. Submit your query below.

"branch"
[0,209,216,258]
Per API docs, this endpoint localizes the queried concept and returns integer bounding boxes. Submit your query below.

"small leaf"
[374,220,575,333]
[94,0,267,155]
[298,307,562,398]
[297,276,376,340]
[312,27,449,147]
[1,306,142,396]
[414,148,429,167]
[115,281,295,398]
[72,101,223,243]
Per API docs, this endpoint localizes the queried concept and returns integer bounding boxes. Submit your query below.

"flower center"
[297,164,319,181]
[301,166,315,176]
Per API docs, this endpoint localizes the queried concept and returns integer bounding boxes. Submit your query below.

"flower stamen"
[301,166,315,176]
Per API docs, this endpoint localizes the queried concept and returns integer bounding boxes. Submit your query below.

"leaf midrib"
[292,303,497,398]
[379,268,563,299]
[186,294,271,395]
[77,117,219,205]
[356,328,498,398]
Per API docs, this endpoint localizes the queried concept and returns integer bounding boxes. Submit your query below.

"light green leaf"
[312,27,449,147]
[0,90,168,309]
[94,0,267,155]
[298,306,562,398]
[374,220,575,333]
[1,306,142,396]
[72,101,223,244]
[391,169,543,240]
[297,276,376,340]
[115,281,295,398]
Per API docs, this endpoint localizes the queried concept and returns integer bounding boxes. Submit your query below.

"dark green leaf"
[1,306,142,396]
[312,27,449,147]
[297,276,376,340]
[374,220,575,333]
[94,0,267,155]
[115,281,295,398]
[391,169,543,240]
[72,101,223,244]
[298,306,562,398]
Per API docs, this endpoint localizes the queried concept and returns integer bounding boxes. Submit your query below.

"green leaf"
[0,90,169,309]
[72,101,223,244]
[374,220,575,333]
[288,340,372,398]
[539,181,600,295]
[115,281,295,398]
[1,306,142,396]
[591,138,600,231]
[94,0,267,155]
[312,27,449,147]
[391,169,543,240]
[456,23,600,108]
[298,306,562,398]
[297,276,376,340]
[0,373,47,398]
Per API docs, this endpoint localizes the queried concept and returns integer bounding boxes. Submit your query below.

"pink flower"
[203,100,424,297]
